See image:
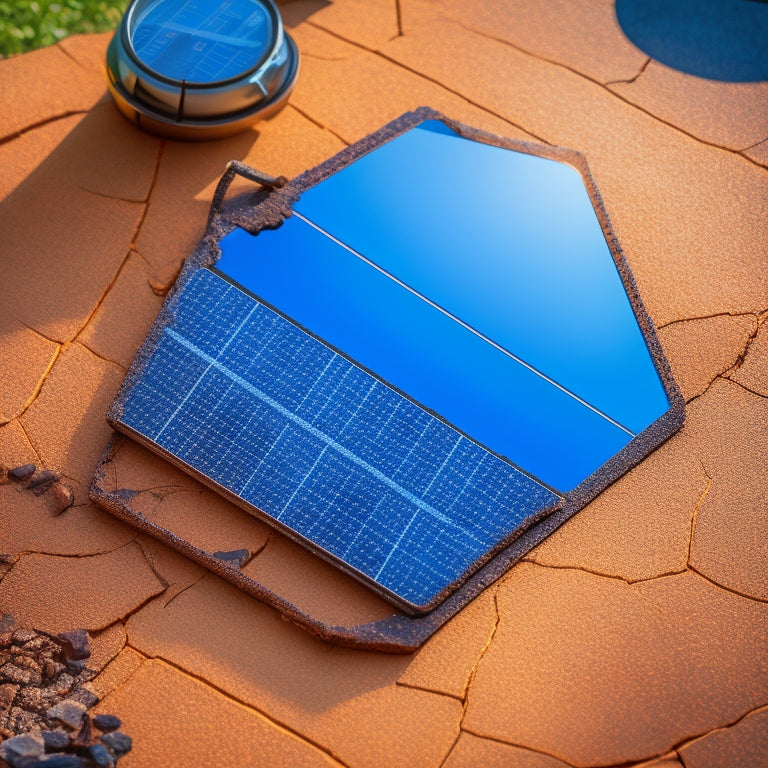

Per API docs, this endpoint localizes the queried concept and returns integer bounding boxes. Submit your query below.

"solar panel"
[131,0,274,84]
[109,113,682,614]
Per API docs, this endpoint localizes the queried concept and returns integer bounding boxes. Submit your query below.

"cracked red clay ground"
[1,2,766,765]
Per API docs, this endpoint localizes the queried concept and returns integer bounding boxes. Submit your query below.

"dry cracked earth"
[0,0,766,766]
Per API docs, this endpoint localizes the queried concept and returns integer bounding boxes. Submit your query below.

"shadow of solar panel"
[108,112,683,614]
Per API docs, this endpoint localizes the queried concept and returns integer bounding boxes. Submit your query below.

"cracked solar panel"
[110,117,679,613]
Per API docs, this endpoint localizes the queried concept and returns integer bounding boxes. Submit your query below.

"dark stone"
[28,755,85,768]
[0,614,15,636]
[87,745,114,768]
[212,548,250,568]
[8,464,35,481]
[99,732,131,757]
[64,660,86,674]
[70,713,91,749]
[56,631,90,662]
[42,731,70,752]
[67,689,98,709]
[0,733,45,766]
[92,714,121,733]
[46,699,87,729]
[27,470,59,496]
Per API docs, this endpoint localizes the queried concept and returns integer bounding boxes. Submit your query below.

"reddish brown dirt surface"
[1,1,766,765]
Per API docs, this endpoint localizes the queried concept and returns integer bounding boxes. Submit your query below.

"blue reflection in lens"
[131,0,272,83]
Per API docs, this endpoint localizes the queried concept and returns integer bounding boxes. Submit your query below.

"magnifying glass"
[106,0,299,139]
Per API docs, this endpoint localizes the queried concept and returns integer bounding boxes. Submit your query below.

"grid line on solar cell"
[120,268,559,606]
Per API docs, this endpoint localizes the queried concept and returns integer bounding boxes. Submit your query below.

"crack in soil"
[304,19,549,145]
[0,110,89,146]
[119,648,351,768]
[422,16,766,166]
[604,57,651,87]
[288,103,350,146]
[522,558,688,585]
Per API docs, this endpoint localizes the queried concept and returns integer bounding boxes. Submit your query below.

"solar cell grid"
[119,267,559,609]
[101,110,684,640]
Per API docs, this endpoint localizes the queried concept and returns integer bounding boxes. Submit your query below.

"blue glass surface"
[131,0,272,83]
[216,219,632,492]
[292,121,669,436]
[120,268,559,609]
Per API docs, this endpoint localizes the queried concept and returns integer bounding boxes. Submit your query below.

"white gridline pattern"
[120,268,558,605]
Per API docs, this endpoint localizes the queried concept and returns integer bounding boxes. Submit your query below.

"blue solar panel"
[120,268,559,608]
[112,118,676,612]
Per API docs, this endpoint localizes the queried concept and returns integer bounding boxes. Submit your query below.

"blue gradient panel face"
[120,268,559,609]
[292,121,669,436]
[131,0,272,83]
[216,220,631,492]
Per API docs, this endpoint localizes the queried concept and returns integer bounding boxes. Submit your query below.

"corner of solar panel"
[119,266,562,610]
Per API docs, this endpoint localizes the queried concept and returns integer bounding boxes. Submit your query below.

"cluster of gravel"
[0,464,74,515]
[0,616,132,768]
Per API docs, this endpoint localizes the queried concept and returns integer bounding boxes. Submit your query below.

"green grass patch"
[0,0,128,57]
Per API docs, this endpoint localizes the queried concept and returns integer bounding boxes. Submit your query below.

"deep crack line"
[457,727,578,767]
[77,341,128,372]
[0,343,62,427]
[688,565,768,604]
[426,16,767,166]
[312,10,768,168]
[604,56,651,87]
[438,591,503,768]
[71,139,165,347]
[120,650,352,768]
[658,309,766,330]
[686,461,713,567]
[522,557,688,585]
[0,110,89,146]
[288,103,349,146]
[304,19,550,145]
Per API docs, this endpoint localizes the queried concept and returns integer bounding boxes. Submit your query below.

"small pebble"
[27,470,59,496]
[46,699,87,729]
[12,628,37,645]
[8,464,35,481]
[88,744,115,768]
[0,464,8,484]
[42,730,70,752]
[51,482,75,515]
[56,630,90,662]
[28,755,85,768]
[100,731,132,756]
[0,732,45,765]
[212,548,250,568]
[92,714,121,733]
